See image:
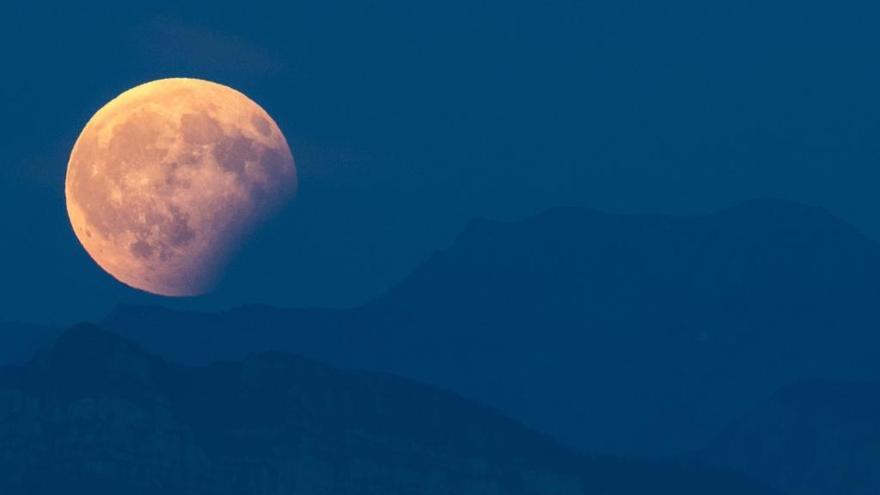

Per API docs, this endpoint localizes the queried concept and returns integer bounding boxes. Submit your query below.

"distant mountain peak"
[29,323,170,402]
[706,199,866,236]
[51,322,150,362]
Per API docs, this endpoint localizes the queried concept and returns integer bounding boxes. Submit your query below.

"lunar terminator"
[65,78,297,296]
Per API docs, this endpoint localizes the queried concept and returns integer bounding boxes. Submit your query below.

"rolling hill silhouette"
[97,200,880,456]
[0,324,779,494]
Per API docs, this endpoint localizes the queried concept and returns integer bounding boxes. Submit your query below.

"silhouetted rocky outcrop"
[0,325,779,494]
[699,378,880,495]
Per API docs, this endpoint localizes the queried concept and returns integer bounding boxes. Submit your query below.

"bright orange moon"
[65,78,297,296]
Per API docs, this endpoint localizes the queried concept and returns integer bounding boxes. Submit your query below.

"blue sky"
[2,0,880,324]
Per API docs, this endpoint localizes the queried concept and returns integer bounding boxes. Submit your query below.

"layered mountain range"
[90,200,880,456]
[3,199,879,464]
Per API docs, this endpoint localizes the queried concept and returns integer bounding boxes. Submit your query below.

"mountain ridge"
[5,199,880,457]
[98,199,880,456]
[0,324,782,495]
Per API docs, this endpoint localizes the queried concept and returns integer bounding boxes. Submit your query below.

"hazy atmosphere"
[2,2,880,494]
[4,1,880,324]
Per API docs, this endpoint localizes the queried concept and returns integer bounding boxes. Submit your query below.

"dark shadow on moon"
[66,78,297,296]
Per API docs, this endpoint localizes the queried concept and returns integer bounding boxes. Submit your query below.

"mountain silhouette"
[1,199,874,458]
[700,378,880,495]
[95,200,880,456]
[0,324,779,495]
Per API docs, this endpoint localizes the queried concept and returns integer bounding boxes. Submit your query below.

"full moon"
[65,78,297,296]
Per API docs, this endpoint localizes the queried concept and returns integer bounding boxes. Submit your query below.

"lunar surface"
[65,78,297,296]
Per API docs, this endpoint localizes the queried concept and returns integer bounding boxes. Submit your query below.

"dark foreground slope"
[0,324,778,495]
[101,200,880,456]
[701,379,880,495]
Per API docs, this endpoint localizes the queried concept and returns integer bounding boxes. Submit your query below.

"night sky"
[3,1,880,324]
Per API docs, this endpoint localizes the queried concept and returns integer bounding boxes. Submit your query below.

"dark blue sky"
[2,1,880,324]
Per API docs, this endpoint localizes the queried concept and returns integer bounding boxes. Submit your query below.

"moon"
[65,78,297,296]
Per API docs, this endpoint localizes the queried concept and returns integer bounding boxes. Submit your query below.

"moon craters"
[65,78,297,296]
